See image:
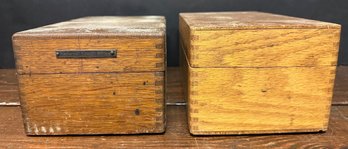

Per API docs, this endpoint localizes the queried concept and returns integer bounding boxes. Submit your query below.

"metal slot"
[56,50,117,58]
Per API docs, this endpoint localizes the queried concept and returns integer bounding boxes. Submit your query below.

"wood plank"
[18,72,164,135]
[185,28,340,68]
[0,69,19,104]
[185,64,336,135]
[0,106,347,148]
[166,67,184,103]
[333,66,348,105]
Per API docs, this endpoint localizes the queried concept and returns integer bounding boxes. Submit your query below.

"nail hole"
[113,92,116,95]
[134,109,140,115]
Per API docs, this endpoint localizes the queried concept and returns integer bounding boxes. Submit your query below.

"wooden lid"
[179,12,341,68]
[13,16,165,39]
[13,16,166,74]
[180,11,340,30]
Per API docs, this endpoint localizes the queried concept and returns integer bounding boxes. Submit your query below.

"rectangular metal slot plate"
[56,50,117,58]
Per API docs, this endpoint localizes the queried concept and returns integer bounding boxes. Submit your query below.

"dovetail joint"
[155,72,164,76]
[155,44,164,49]
[155,80,163,86]
[190,108,199,113]
[191,35,199,40]
[191,81,198,86]
[156,63,164,68]
[155,90,163,94]
[155,53,164,58]
[190,91,198,96]
[191,126,199,131]
[190,100,198,105]
[155,98,162,104]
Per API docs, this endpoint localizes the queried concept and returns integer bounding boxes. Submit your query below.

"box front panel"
[13,37,165,74]
[187,66,335,135]
[18,72,164,135]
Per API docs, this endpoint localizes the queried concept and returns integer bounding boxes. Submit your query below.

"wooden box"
[12,16,166,135]
[179,12,341,135]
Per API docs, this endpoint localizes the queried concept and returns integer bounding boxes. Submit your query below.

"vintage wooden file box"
[12,16,166,135]
[179,12,341,135]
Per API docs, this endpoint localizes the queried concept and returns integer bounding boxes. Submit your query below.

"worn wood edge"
[12,33,165,40]
[189,128,328,136]
[154,71,166,133]
[17,75,30,136]
[179,11,341,31]
[180,40,196,135]
[12,16,166,40]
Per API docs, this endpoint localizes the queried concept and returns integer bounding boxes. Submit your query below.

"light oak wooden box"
[179,12,341,135]
[12,16,166,135]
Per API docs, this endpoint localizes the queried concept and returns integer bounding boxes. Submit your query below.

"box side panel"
[179,15,194,67]
[12,37,165,74]
[18,72,164,135]
[190,28,340,68]
[188,66,335,135]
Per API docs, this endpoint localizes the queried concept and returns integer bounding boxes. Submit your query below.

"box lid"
[180,11,340,30]
[179,12,341,68]
[13,16,166,74]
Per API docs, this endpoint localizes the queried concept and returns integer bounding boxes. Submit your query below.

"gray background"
[1,0,347,68]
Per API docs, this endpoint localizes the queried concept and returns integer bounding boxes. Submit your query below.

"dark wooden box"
[12,16,166,135]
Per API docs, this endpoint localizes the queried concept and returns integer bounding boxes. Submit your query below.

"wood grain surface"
[179,13,341,68]
[180,12,341,135]
[13,16,165,38]
[13,37,165,74]
[0,68,348,148]
[185,64,336,135]
[179,11,340,30]
[18,72,164,135]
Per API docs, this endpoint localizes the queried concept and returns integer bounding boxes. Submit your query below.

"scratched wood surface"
[18,72,164,135]
[0,68,348,148]
[180,12,341,135]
